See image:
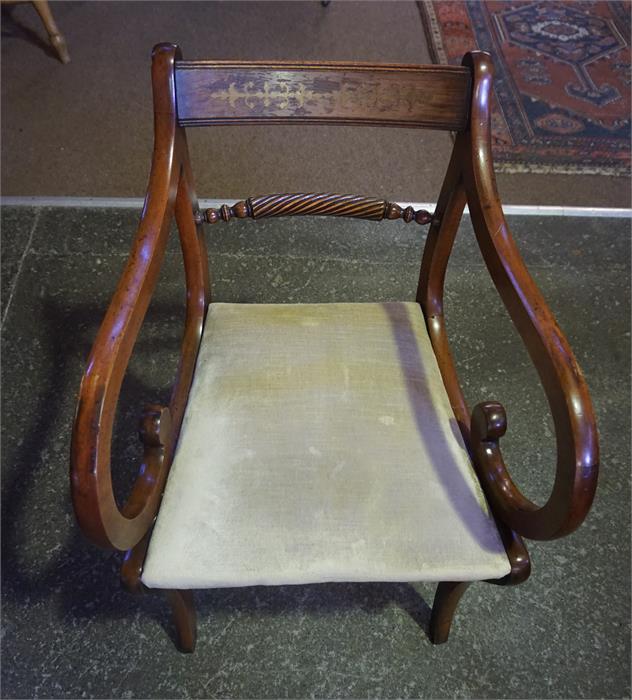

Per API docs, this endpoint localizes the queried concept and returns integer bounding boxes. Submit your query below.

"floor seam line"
[19,250,630,272]
[20,250,423,266]
[2,208,41,326]
[2,196,631,218]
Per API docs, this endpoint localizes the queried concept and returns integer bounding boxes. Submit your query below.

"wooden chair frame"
[70,44,599,652]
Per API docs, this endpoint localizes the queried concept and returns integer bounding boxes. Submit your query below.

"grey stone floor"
[1,206,630,698]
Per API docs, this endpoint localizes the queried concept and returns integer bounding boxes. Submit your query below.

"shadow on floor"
[0,4,56,61]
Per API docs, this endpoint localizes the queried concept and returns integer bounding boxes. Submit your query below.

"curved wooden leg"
[166,589,197,653]
[430,581,471,644]
[31,0,70,63]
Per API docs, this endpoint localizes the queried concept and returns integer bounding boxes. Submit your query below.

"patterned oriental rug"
[420,1,631,175]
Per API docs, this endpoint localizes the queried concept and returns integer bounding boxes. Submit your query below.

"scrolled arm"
[70,180,177,549]
[70,44,209,552]
[461,52,599,540]
[470,402,542,530]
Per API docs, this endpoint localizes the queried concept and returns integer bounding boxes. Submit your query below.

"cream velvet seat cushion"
[141,302,511,589]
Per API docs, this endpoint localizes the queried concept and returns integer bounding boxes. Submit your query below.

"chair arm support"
[461,52,599,540]
[70,156,179,550]
[70,45,208,553]
[70,157,208,552]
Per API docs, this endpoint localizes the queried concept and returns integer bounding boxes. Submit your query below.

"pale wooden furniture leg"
[31,0,69,63]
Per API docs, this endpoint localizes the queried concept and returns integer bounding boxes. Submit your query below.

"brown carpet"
[1,0,629,207]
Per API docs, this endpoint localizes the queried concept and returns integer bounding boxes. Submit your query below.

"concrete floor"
[1,205,630,698]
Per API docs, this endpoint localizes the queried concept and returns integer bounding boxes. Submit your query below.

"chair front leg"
[166,590,197,653]
[430,581,472,644]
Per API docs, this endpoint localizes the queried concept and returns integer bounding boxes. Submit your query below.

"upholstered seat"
[141,302,510,589]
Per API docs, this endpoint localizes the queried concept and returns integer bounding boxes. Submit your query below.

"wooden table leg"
[31,0,69,63]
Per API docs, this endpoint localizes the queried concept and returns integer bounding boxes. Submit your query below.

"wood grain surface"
[175,61,471,130]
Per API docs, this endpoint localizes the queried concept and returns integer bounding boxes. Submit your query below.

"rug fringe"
[495,163,631,176]
[418,1,447,65]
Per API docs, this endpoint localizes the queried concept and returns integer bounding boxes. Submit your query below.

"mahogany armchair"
[70,44,599,653]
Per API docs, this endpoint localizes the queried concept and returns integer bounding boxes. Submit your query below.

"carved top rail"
[197,192,434,226]
[175,61,471,130]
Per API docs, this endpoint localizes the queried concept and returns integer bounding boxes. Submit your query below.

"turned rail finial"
[195,192,434,226]
[383,201,433,225]
[203,200,253,224]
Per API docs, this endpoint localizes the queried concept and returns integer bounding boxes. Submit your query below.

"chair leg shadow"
[0,4,57,60]
[392,583,434,642]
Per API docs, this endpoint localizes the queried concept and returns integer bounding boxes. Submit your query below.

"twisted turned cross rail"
[195,192,435,226]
